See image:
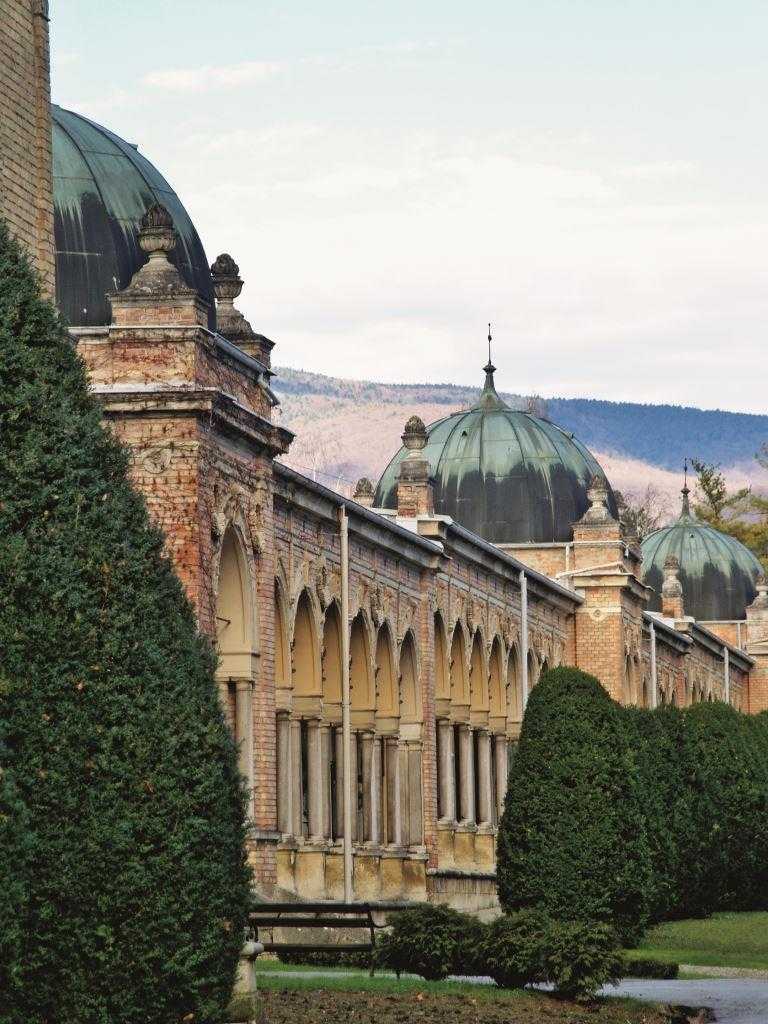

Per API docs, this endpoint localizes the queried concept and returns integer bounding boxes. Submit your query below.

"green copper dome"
[374,359,617,543]
[52,105,214,327]
[641,487,762,621]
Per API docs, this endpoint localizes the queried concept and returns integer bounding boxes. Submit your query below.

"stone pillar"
[306,719,324,841]
[276,713,292,835]
[384,736,401,846]
[349,731,359,842]
[235,680,254,815]
[437,719,456,822]
[395,416,434,517]
[493,734,509,821]
[360,731,374,842]
[476,729,493,827]
[320,723,333,839]
[408,742,424,845]
[458,724,475,825]
[289,718,303,838]
[662,555,685,620]
[371,736,383,846]
[333,726,345,839]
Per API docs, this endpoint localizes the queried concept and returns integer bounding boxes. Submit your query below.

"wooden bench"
[248,901,386,973]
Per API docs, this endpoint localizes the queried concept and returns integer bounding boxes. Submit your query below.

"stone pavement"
[602,978,768,1024]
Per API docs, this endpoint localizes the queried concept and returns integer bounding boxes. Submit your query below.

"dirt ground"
[229,987,702,1024]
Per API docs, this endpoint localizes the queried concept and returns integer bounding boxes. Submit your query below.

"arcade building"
[4,1,768,915]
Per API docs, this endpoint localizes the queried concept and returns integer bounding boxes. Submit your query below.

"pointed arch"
[469,630,489,712]
[292,589,321,697]
[449,624,469,707]
[489,637,505,722]
[507,644,523,734]
[274,581,290,692]
[322,602,343,705]
[527,648,539,690]
[375,622,399,722]
[434,612,449,700]
[350,611,374,712]
[216,526,255,676]
[399,630,421,723]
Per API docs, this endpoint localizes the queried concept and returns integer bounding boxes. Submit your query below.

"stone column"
[360,731,374,842]
[398,742,410,847]
[458,724,475,825]
[306,719,324,841]
[407,742,424,845]
[333,726,345,839]
[235,680,254,816]
[437,718,456,822]
[371,736,383,846]
[476,729,493,827]
[289,718,303,838]
[276,713,292,835]
[494,734,509,821]
[320,723,333,839]
[349,731,359,842]
[384,736,402,846]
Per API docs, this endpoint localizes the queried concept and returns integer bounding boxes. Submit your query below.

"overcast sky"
[51,1,768,413]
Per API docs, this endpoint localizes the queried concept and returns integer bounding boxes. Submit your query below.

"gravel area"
[603,979,768,1024]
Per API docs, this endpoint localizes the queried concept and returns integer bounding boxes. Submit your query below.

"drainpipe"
[724,644,730,706]
[520,570,529,709]
[339,505,353,901]
[649,620,658,709]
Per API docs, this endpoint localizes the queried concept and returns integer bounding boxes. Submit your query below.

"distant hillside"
[272,367,768,507]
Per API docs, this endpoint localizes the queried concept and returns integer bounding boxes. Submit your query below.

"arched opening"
[450,625,469,706]
[292,590,320,697]
[434,613,449,700]
[216,526,255,813]
[623,654,634,705]
[507,645,522,733]
[469,631,488,712]
[400,631,420,722]
[322,604,343,705]
[375,624,399,721]
[274,581,289,689]
[527,649,539,690]
[489,638,505,722]
[350,613,373,712]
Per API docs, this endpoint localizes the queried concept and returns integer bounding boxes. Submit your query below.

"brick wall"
[0,0,54,294]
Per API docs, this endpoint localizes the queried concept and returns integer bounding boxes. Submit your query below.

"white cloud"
[142,60,284,93]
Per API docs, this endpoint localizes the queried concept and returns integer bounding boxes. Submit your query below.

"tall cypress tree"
[496,666,652,944]
[0,224,250,1024]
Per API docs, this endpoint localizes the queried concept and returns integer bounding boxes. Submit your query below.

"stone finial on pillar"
[396,415,434,517]
[210,253,274,365]
[109,203,209,327]
[353,477,375,507]
[661,554,685,619]
[746,572,768,645]
[572,473,621,544]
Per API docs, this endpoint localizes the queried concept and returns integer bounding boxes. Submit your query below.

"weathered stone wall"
[0,0,54,294]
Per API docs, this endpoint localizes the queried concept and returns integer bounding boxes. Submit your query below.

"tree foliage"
[691,458,768,573]
[0,223,250,1024]
[496,667,652,944]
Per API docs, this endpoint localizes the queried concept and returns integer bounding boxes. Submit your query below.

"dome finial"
[681,458,692,518]
[477,322,509,411]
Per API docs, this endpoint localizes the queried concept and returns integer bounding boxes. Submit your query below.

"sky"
[51,1,768,413]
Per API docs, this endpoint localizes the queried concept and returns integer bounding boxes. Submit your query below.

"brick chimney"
[396,416,434,517]
[661,554,685,619]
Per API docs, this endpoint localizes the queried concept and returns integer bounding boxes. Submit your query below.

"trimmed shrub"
[539,919,623,1002]
[0,747,30,1010]
[0,223,250,1024]
[623,957,679,980]
[277,948,372,969]
[496,666,652,944]
[482,910,550,989]
[376,904,473,980]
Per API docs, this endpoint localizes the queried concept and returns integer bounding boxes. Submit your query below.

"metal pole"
[519,570,529,709]
[650,621,658,709]
[724,645,730,706]
[339,505,353,901]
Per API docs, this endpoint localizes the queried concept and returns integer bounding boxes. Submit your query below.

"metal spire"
[484,322,495,375]
[477,322,509,410]
[681,458,691,517]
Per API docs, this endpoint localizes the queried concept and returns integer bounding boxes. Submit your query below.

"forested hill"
[274,367,768,471]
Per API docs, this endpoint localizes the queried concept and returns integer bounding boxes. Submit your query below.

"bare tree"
[614,485,672,542]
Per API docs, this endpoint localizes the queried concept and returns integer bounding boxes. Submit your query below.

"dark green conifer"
[496,666,652,944]
[0,224,249,1024]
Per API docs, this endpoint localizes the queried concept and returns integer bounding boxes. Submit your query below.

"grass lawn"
[628,911,768,971]
[225,963,678,1023]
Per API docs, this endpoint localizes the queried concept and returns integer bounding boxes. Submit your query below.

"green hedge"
[499,665,768,932]
[496,667,652,944]
[0,222,250,1024]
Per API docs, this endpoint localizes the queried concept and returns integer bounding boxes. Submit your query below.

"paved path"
[602,979,768,1024]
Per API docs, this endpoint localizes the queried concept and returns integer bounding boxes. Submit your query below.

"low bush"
[376,904,482,981]
[481,910,550,988]
[277,948,372,969]
[622,957,679,980]
[539,919,623,1002]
